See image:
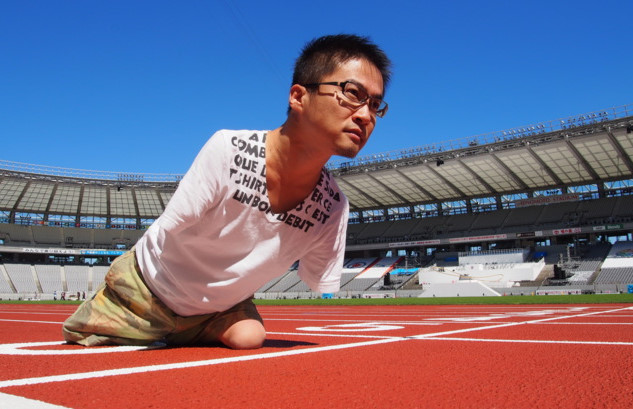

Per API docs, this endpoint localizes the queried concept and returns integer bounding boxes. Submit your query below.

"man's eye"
[369,99,382,111]
[344,85,365,102]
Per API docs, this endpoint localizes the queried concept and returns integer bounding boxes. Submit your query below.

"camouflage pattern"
[62,249,263,346]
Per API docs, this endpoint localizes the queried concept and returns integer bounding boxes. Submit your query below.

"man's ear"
[288,84,308,113]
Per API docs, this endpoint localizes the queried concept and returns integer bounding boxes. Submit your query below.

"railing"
[0,161,183,183]
[1,104,631,178]
[327,103,633,170]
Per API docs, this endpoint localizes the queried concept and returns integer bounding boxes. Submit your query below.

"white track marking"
[410,305,633,340]
[535,321,633,325]
[0,392,71,408]
[0,319,64,325]
[1,305,631,389]
[267,318,442,325]
[423,337,633,346]
[520,305,633,323]
[0,337,403,388]
[0,341,155,355]
[426,307,589,322]
[268,331,401,340]
[297,322,404,332]
[0,317,444,326]
[0,311,73,316]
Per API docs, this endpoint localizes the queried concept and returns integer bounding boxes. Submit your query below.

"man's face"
[301,58,385,159]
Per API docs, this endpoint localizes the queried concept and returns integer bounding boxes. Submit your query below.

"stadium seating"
[0,264,15,293]
[1,242,632,300]
[64,265,91,293]
[34,264,63,293]
[1,108,632,300]
[4,263,38,294]
[92,265,109,290]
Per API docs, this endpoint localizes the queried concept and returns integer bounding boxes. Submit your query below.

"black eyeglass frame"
[301,81,388,118]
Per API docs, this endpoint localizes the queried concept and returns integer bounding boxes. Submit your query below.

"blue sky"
[1,0,632,175]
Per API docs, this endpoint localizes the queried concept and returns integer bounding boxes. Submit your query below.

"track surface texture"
[0,303,632,408]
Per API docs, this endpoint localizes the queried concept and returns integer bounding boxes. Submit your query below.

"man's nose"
[352,103,373,125]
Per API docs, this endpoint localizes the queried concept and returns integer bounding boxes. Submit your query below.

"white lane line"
[519,305,633,323]
[534,322,633,325]
[0,341,155,355]
[267,331,401,340]
[422,337,633,346]
[269,331,633,346]
[0,311,72,316]
[0,337,405,389]
[0,319,63,325]
[0,392,72,409]
[274,306,633,343]
[410,305,633,340]
[1,305,631,389]
[267,318,442,325]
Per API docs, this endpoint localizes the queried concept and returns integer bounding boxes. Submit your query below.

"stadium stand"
[469,209,510,235]
[34,264,63,294]
[64,265,91,293]
[265,269,302,293]
[92,265,109,290]
[593,241,633,284]
[4,263,39,294]
[1,105,633,299]
[0,264,16,294]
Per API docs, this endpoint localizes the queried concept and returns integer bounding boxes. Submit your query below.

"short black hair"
[292,34,392,91]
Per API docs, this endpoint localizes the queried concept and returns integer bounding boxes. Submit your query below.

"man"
[63,34,392,349]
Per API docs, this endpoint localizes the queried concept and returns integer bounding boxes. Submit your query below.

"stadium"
[2,105,633,409]
[1,104,632,301]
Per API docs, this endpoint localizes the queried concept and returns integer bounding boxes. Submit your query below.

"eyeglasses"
[302,80,388,118]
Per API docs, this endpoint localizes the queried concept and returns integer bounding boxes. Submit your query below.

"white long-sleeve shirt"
[135,130,348,316]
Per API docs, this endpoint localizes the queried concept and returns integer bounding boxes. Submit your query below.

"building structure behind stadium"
[1,104,633,300]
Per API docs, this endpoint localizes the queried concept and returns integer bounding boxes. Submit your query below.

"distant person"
[63,34,392,349]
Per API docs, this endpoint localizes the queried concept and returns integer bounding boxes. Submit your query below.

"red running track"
[0,303,632,408]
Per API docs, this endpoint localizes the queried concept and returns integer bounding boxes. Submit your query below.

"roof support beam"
[488,153,531,191]
[336,178,382,211]
[525,147,565,186]
[456,159,498,195]
[606,128,633,174]
[562,139,601,182]
[366,173,411,205]
[426,165,466,198]
[394,169,438,202]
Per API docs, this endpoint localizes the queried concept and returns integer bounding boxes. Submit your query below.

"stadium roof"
[0,104,632,218]
[330,106,633,211]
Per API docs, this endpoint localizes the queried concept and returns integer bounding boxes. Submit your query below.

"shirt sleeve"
[158,130,229,233]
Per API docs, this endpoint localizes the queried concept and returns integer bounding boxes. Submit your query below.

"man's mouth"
[345,129,364,144]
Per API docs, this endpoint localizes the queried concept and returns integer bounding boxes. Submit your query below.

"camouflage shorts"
[62,249,263,347]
